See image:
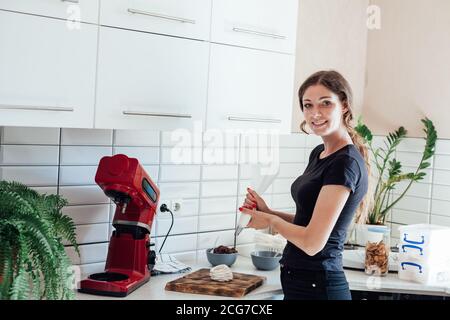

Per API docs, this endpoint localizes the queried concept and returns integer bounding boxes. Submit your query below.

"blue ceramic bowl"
[251,251,282,270]
[206,248,237,267]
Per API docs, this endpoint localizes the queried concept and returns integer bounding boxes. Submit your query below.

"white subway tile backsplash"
[392,181,431,199]
[279,134,306,148]
[197,230,235,250]
[391,209,429,225]
[78,263,105,277]
[159,165,201,182]
[239,148,279,166]
[156,216,198,236]
[65,243,108,265]
[157,198,199,217]
[305,135,322,147]
[393,195,430,213]
[63,204,110,225]
[397,138,426,153]
[240,133,279,149]
[59,166,97,186]
[204,148,239,165]
[161,147,202,164]
[0,127,60,145]
[279,148,305,163]
[158,182,200,199]
[272,193,295,209]
[0,166,58,186]
[202,165,238,180]
[278,163,304,178]
[431,199,450,216]
[201,181,237,197]
[59,186,109,205]
[60,146,112,165]
[114,130,160,146]
[432,184,450,201]
[33,186,58,195]
[203,132,240,148]
[200,197,237,215]
[143,165,159,181]
[396,151,427,168]
[113,147,159,164]
[434,154,450,170]
[199,213,235,232]
[61,128,112,146]
[0,145,59,165]
[70,223,109,245]
[435,140,450,155]
[155,233,197,254]
[4,126,450,270]
[238,180,273,195]
[433,169,450,186]
[273,178,294,194]
[162,131,202,147]
[430,214,450,227]
[402,166,433,184]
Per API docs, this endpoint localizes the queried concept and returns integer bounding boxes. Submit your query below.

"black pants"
[280,265,352,300]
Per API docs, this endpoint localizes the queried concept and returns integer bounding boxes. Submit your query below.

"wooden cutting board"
[165,268,266,298]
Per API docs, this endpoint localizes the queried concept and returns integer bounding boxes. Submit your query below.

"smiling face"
[301,84,348,137]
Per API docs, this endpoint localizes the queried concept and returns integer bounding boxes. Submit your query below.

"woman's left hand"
[239,207,275,230]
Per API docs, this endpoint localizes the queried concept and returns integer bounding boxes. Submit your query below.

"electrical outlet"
[171,199,182,212]
[159,200,171,214]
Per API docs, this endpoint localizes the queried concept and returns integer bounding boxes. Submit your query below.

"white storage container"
[397,224,450,286]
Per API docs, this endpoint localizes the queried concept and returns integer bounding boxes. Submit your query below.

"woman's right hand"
[243,187,271,214]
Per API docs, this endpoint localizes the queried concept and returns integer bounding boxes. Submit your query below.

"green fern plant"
[355,118,437,225]
[0,181,79,300]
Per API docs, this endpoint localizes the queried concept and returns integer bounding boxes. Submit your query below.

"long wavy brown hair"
[298,70,372,224]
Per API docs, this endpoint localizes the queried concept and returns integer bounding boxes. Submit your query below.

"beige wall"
[363,0,450,138]
[291,0,369,133]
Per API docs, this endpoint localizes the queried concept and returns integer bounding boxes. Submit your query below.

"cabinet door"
[0,0,99,24]
[206,44,295,133]
[211,0,298,54]
[100,0,211,40]
[0,11,97,128]
[95,27,209,131]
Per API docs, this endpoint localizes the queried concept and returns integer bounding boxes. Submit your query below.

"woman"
[240,70,370,300]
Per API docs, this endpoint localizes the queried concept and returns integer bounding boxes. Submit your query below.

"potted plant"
[0,181,79,299]
[352,118,437,275]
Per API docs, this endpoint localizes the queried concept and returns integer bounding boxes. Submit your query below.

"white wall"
[363,0,450,138]
[291,0,369,133]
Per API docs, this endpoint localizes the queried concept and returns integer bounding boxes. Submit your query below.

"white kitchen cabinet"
[0,0,99,24]
[0,11,97,128]
[95,27,209,131]
[100,0,211,41]
[206,44,295,133]
[211,0,298,54]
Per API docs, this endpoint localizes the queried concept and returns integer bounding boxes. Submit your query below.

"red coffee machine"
[78,154,160,297]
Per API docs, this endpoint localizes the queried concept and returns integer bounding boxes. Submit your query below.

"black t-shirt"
[280,143,368,271]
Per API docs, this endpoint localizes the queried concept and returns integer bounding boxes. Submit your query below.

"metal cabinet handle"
[0,104,74,112]
[227,116,281,123]
[403,233,425,245]
[232,27,285,40]
[123,110,192,119]
[61,0,79,3]
[401,262,423,273]
[402,244,424,255]
[127,8,195,24]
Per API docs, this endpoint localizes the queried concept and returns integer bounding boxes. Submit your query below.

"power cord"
[158,203,174,254]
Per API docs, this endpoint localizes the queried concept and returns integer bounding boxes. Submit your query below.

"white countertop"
[76,256,450,300]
